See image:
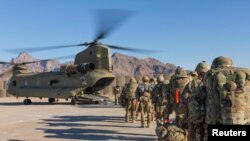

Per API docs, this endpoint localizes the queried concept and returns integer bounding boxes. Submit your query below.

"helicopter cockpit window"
[12,80,16,86]
[50,80,59,86]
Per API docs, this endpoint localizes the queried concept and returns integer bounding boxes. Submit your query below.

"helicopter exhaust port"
[77,63,95,74]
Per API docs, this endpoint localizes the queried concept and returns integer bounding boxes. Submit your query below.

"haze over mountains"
[0,52,176,80]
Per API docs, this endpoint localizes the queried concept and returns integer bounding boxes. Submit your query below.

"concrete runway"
[0,97,158,141]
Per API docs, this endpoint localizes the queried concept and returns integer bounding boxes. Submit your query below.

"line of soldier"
[114,56,249,141]
[155,56,250,141]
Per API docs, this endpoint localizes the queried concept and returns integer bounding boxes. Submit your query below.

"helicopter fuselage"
[7,69,115,99]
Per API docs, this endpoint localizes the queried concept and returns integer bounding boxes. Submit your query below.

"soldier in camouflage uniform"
[169,66,190,128]
[182,61,210,141]
[113,84,121,105]
[124,77,138,123]
[204,56,250,141]
[152,75,169,125]
[136,75,154,128]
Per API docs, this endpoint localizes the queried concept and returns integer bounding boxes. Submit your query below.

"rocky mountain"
[0,52,61,80]
[0,52,176,80]
[112,53,176,76]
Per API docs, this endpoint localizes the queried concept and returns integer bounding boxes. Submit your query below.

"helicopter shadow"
[37,115,157,141]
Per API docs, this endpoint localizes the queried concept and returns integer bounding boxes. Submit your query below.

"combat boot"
[141,121,146,128]
[125,113,129,122]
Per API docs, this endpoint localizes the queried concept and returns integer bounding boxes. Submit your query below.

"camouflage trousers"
[125,99,137,122]
[138,96,153,128]
[114,94,120,105]
[155,103,167,125]
[177,103,188,129]
[188,122,204,141]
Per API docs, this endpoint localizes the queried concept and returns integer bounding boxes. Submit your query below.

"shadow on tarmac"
[37,115,157,141]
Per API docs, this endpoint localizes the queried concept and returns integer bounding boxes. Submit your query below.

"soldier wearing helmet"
[204,56,249,141]
[211,56,233,69]
[136,75,154,128]
[152,75,170,125]
[169,66,190,128]
[182,61,210,141]
[113,84,121,105]
[124,77,138,123]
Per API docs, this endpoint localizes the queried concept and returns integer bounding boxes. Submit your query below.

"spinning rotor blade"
[4,43,88,53]
[94,9,136,41]
[105,44,159,54]
[0,61,11,65]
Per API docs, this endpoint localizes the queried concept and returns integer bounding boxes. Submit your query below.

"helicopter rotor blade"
[105,44,159,54]
[0,61,11,65]
[4,43,88,54]
[94,9,136,41]
[17,55,75,65]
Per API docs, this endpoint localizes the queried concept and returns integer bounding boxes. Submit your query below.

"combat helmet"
[157,75,164,83]
[142,75,149,82]
[211,56,233,69]
[195,61,210,73]
[174,66,188,78]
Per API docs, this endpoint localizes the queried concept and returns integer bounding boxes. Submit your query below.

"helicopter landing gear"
[23,99,32,105]
[70,96,78,105]
[48,98,56,103]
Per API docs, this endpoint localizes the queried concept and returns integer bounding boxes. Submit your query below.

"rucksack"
[170,76,190,105]
[155,123,188,141]
[125,83,138,100]
[206,67,250,124]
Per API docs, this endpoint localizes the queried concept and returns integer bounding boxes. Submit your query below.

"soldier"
[136,75,153,128]
[149,77,157,121]
[182,61,210,141]
[124,77,138,123]
[169,66,190,128]
[204,56,250,140]
[120,83,129,107]
[152,75,168,125]
[113,84,121,105]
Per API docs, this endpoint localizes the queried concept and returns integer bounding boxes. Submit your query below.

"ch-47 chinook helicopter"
[0,9,156,105]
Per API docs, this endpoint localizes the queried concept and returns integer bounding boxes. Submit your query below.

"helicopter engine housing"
[60,63,95,74]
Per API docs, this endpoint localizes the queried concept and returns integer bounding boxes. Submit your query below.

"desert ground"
[0,97,158,141]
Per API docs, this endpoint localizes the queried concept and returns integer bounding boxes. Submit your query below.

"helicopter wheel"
[48,98,56,103]
[24,99,32,105]
[70,98,77,105]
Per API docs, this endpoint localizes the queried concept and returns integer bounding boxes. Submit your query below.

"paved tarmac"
[0,97,158,141]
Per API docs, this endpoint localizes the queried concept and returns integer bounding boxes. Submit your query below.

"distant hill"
[0,52,176,80]
[111,53,176,76]
[0,52,60,80]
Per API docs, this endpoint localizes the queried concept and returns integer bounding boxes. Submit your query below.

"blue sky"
[0,0,249,70]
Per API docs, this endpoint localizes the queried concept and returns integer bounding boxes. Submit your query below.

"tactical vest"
[137,83,152,98]
[152,83,166,104]
[206,67,250,125]
[114,87,120,94]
